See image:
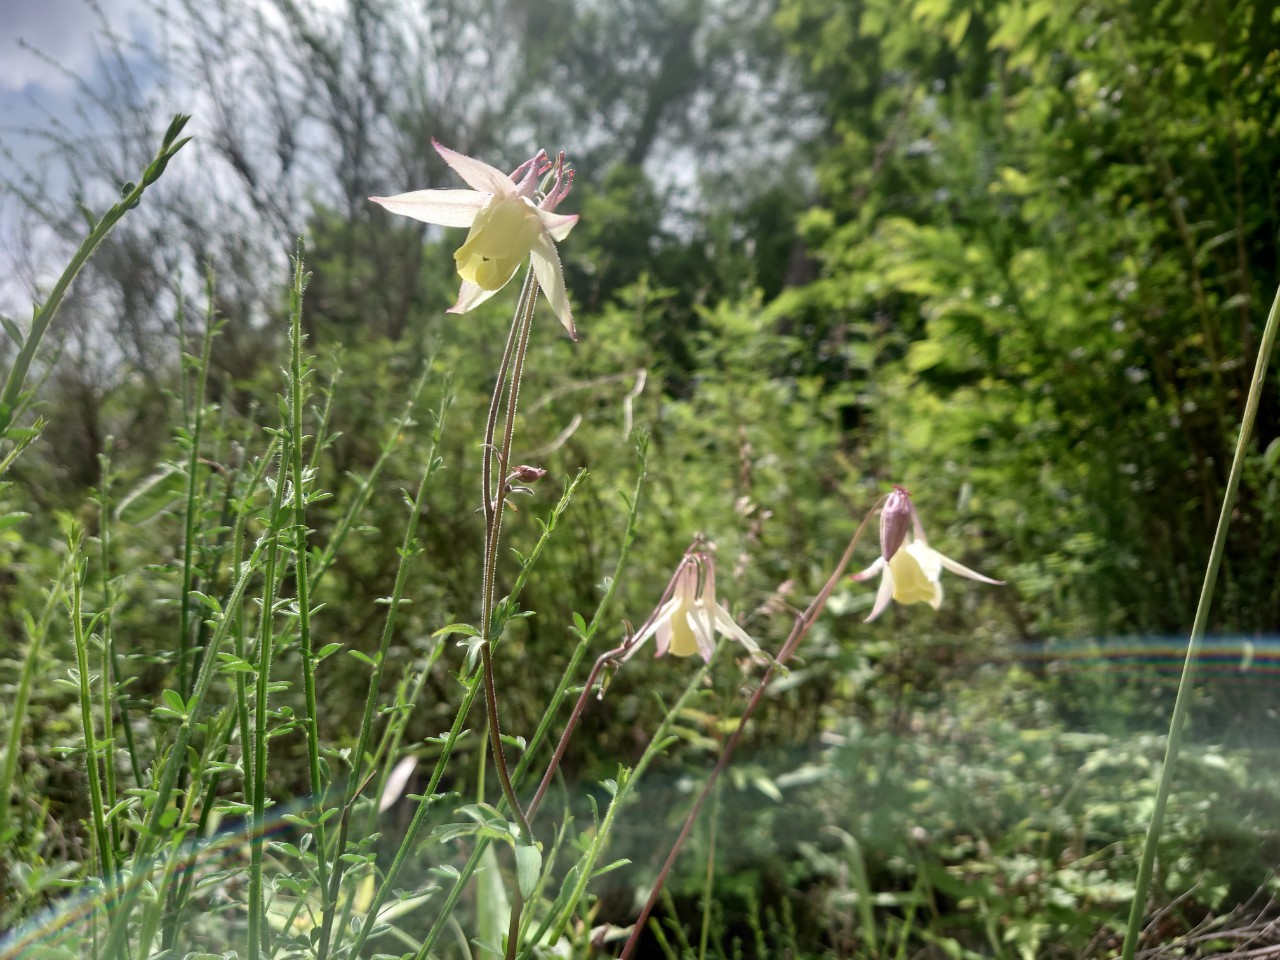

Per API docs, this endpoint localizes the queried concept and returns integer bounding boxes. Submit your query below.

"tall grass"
[1119,283,1280,959]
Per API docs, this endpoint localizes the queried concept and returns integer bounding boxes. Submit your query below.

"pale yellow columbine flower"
[852,488,1003,622]
[371,141,579,337]
[626,556,762,663]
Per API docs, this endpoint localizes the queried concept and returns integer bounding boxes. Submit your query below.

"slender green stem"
[364,470,592,960]
[317,376,450,960]
[308,361,427,590]
[697,786,719,960]
[0,116,190,437]
[1119,282,1280,959]
[345,674,485,960]
[543,646,724,948]
[95,449,142,791]
[177,272,219,700]
[248,448,288,960]
[234,435,279,796]
[139,707,237,958]
[67,528,116,886]
[283,248,333,936]
[478,269,540,843]
[406,459,641,960]
[160,280,218,947]
[308,349,342,475]
[106,513,274,958]
[98,566,121,870]
[0,554,72,842]
[479,271,535,597]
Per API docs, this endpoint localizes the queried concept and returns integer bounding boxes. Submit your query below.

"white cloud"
[0,0,148,92]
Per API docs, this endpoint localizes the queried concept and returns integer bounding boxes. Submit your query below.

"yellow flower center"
[888,544,940,605]
[453,195,543,290]
[667,614,701,657]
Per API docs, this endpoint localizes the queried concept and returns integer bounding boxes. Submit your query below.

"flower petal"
[927,578,945,610]
[654,618,674,658]
[701,561,719,609]
[936,552,1005,585]
[530,232,576,339]
[865,567,895,622]
[689,605,716,662]
[447,280,507,315]
[889,545,941,605]
[850,557,886,582]
[668,607,704,658]
[710,603,760,654]
[536,209,579,243]
[904,542,944,583]
[433,140,517,196]
[370,189,487,228]
[625,595,680,661]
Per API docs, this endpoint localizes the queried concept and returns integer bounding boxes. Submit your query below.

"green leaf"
[515,841,542,900]
[161,689,187,714]
[475,845,511,953]
[1,316,23,346]
[945,8,972,47]
[432,622,479,639]
[1264,437,1280,472]
[0,511,29,533]
[116,464,188,524]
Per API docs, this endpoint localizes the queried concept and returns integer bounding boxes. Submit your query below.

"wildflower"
[852,489,1002,622]
[626,555,763,663]
[371,141,579,337]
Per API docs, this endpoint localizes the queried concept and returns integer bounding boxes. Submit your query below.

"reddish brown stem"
[617,503,881,958]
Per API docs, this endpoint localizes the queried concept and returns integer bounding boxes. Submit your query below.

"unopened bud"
[511,464,547,484]
[880,485,911,561]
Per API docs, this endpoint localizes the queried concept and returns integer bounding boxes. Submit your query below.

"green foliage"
[5,0,1280,956]
[778,0,1280,639]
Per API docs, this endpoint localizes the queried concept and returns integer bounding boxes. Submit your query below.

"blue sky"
[0,0,151,314]
[1,0,148,92]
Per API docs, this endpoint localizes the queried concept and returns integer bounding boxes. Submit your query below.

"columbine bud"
[879,485,912,562]
[511,464,547,484]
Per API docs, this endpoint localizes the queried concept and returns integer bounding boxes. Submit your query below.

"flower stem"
[618,504,880,959]
[1119,282,1280,960]
[527,535,693,821]
[479,268,540,844]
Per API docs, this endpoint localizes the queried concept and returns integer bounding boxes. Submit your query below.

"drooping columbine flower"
[371,141,579,337]
[625,554,763,663]
[852,488,1003,622]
